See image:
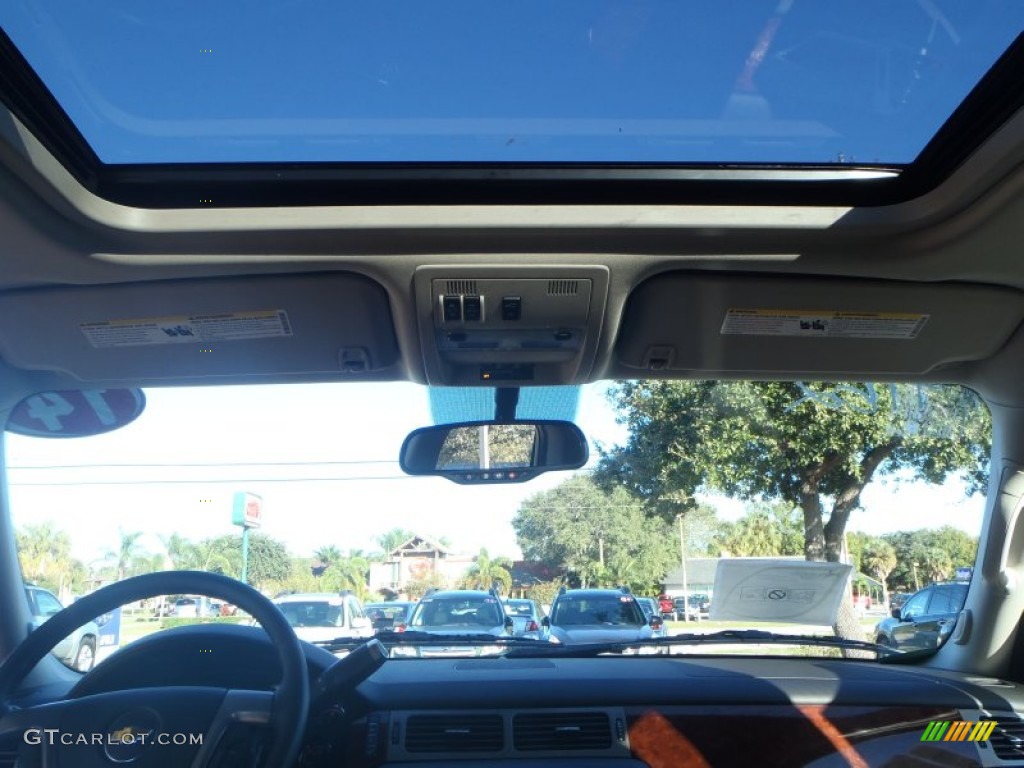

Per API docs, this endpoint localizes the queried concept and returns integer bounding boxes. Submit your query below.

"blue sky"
[6,382,985,568]
[3,2,1021,163]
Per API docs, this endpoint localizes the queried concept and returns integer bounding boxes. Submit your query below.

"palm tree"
[108,530,143,582]
[459,548,513,594]
[861,541,898,607]
[193,539,235,574]
[313,545,343,568]
[160,533,196,569]
[377,528,415,556]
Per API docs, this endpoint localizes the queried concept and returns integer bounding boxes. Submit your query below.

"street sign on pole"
[232,492,262,585]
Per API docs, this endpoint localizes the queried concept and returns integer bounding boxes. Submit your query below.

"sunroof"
[1,3,1022,166]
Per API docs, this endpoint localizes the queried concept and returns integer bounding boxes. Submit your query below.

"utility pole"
[912,562,920,591]
[479,425,490,469]
[677,512,688,617]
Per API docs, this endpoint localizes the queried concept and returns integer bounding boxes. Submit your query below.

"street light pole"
[677,513,688,617]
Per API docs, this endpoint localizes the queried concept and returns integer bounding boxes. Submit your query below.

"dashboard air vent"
[406,714,503,753]
[446,280,478,295]
[513,712,611,751]
[987,716,1024,760]
[548,280,579,296]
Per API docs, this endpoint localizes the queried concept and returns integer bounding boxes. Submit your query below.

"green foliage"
[883,527,977,591]
[376,528,416,556]
[512,476,675,592]
[16,522,83,595]
[459,548,513,593]
[201,532,291,587]
[597,381,990,562]
[524,581,562,613]
[713,502,804,557]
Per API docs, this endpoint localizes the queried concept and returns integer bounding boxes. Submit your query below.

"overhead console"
[414,266,609,386]
[614,273,1024,376]
[0,273,401,383]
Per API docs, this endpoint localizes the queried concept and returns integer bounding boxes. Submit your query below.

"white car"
[272,592,374,645]
[24,586,99,672]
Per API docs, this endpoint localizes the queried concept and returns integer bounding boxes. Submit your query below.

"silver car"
[25,586,99,672]
[635,597,669,638]
[503,598,543,639]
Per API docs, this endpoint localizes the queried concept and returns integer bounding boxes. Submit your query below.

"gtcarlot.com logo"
[23,728,203,746]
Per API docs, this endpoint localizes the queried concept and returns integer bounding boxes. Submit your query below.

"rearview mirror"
[6,389,146,438]
[399,420,588,484]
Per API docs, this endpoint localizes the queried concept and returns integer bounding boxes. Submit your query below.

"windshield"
[277,601,344,629]
[552,595,646,627]
[10,380,987,664]
[411,597,502,629]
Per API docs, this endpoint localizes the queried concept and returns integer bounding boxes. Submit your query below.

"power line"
[8,475,418,487]
[7,459,400,470]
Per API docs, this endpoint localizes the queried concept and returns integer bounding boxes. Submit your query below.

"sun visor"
[615,274,1024,375]
[0,273,400,382]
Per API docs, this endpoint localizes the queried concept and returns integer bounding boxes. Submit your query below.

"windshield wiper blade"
[504,630,898,658]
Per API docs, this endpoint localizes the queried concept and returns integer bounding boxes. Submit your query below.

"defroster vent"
[406,714,503,753]
[513,712,611,751]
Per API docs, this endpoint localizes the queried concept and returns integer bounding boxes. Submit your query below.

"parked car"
[272,592,374,645]
[635,597,669,638]
[24,586,98,672]
[395,590,514,657]
[364,601,414,634]
[873,583,969,652]
[543,588,662,647]
[171,595,218,618]
[657,594,674,617]
[672,595,708,621]
[889,592,911,612]
[503,598,543,639]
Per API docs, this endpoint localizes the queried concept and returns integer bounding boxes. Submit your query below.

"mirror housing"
[541,616,551,629]
[649,616,663,630]
[504,617,514,634]
[892,607,902,620]
[399,420,588,484]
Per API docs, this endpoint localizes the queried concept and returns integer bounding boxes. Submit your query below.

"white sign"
[709,559,853,625]
[80,310,292,348]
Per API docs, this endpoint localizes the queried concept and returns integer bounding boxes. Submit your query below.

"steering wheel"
[0,571,308,767]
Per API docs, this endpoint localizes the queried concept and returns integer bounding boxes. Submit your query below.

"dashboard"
[318,657,1024,768]
[49,626,1024,767]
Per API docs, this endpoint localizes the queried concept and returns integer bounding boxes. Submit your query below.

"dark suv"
[873,583,968,652]
[542,587,662,647]
[395,590,514,657]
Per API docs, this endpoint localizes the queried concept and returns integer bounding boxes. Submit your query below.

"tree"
[109,530,143,582]
[160,533,196,569]
[314,545,343,567]
[715,503,805,558]
[203,533,290,588]
[459,548,513,593]
[513,476,675,592]
[859,538,897,607]
[16,523,75,595]
[376,528,416,556]
[597,381,990,640]
[883,527,979,592]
